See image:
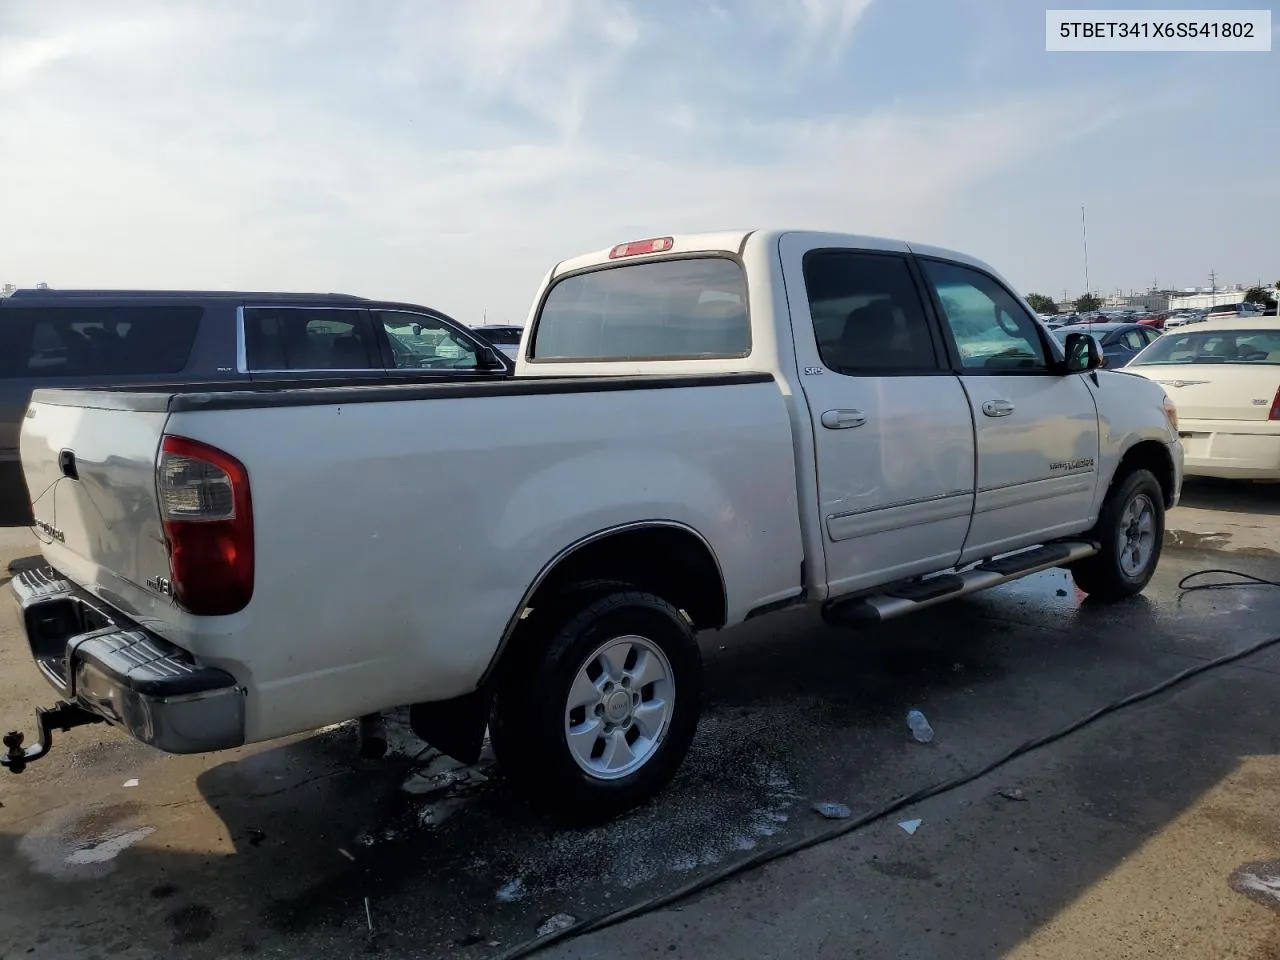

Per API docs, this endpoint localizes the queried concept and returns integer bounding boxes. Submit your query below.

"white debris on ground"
[484,712,801,901]
[536,914,577,937]
[495,878,525,903]
[315,707,429,760]
[813,801,852,819]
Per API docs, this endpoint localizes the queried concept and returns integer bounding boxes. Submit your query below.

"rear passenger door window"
[920,260,1049,372]
[242,307,376,373]
[802,252,941,373]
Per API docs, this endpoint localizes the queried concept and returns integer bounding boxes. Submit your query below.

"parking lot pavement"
[1,494,1279,960]
[1166,478,1279,556]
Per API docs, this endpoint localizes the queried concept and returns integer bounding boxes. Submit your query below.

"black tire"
[1071,468,1165,601]
[491,589,702,824]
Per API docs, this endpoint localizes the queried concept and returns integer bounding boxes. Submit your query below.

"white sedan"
[1125,319,1280,480]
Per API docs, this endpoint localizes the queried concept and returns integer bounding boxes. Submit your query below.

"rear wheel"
[1071,468,1165,601]
[491,589,702,823]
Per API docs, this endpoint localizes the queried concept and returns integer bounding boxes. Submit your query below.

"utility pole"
[1081,205,1090,296]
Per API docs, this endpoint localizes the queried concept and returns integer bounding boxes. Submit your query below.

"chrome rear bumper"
[5,565,244,767]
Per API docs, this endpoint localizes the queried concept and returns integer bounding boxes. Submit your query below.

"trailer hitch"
[2,701,105,773]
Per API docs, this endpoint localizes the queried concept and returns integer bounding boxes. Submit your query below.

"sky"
[1,0,1277,323]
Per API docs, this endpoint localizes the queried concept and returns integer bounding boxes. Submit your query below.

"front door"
[780,235,977,597]
[916,257,1101,563]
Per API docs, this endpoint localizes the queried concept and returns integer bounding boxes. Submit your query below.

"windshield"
[1130,328,1280,365]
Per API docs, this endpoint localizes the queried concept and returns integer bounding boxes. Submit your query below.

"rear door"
[779,235,976,596]
[0,302,205,526]
[917,257,1101,562]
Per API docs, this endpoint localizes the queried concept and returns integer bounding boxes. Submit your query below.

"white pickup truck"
[6,230,1183,821]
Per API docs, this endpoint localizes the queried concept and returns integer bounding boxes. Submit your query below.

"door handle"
[821,409,867,429]
[981,400,1015,418]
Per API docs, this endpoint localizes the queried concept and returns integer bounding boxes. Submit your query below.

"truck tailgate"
[21,395,173,620]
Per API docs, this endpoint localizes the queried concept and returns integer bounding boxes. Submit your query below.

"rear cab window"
[0,305,202,378]
[530,258,749,362]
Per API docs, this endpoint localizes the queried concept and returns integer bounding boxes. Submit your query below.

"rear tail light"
[1162,394,1178,431]
[1270,385,1280,422]
[157,435,254,616]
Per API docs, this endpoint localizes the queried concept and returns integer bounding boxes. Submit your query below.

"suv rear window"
[0,305,202,378]
[531,257,749,361]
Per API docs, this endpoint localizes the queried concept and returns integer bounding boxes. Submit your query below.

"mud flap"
[409,688,492,766]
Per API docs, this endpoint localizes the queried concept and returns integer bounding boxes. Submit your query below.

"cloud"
[0,0,1236,323]
[798,0,878,58]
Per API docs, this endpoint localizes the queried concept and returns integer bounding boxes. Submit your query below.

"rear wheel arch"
[483,521,727,686]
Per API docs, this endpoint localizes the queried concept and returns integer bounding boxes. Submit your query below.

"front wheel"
[490,590,702,823]
[1071,468,1165,601]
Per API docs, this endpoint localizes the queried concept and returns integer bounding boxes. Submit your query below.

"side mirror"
[1063,332,1103,373]
[477,345,505,370]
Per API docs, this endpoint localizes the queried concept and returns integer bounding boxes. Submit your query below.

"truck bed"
[22,369,803,744]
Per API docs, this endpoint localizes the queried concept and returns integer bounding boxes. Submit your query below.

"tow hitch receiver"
[2,701,105,773]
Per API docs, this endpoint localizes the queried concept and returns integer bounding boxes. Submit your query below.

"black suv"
[0,289,511,526]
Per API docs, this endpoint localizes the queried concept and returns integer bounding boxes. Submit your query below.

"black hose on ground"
[495,568,1280,960]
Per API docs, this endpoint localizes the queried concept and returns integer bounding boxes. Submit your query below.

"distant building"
[1101,292,1172,313]
[1168,290,1247,311]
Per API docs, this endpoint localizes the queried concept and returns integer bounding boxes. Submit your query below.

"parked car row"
[1041,302,1271,335]
[1049,322,1162,368]
[4,229,1185,821]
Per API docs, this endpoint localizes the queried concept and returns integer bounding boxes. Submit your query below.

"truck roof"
[551,229,998,278]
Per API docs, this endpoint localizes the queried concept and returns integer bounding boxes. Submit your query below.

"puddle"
[1230,859,1280,912]
[1166,530,1234,551]
[979,567,1086,609]
[17,803,155,880]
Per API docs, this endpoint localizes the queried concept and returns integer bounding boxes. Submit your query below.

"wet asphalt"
[1,508,1279,959]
